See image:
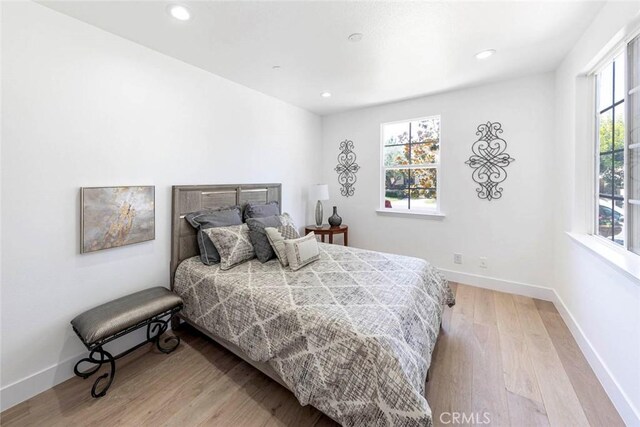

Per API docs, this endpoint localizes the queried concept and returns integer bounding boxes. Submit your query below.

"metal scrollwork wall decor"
[335,139,361,197]
[465,121,515,201]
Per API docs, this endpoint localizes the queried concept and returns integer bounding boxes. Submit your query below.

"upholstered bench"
[71,287,183,398]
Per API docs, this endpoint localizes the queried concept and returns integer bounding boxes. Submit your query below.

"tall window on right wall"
[595,35,639,255]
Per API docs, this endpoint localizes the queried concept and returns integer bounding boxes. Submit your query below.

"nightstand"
[304,224,348,246]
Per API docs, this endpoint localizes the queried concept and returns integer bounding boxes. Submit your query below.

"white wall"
[553,2,640,424]
[321,73,556,290]
[0,1,321,409]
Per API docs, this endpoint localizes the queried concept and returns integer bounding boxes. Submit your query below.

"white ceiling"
[40,1,604,116]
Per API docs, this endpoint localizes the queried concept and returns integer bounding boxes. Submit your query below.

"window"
[596,54,625,246]
[629,35,640,255]
[594,35,640,255]
[381,116,441,212]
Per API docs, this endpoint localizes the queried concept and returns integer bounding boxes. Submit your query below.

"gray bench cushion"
[71,287,183,345]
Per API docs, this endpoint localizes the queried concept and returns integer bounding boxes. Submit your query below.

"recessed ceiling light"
[168,4,191,21]
[348,33,363,42]
[321,92,332,98]
[475,49,496,60]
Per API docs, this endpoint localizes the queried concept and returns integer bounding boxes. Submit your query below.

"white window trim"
[567,232,640,283]
[375,209,446,219]
[378,115,443,216]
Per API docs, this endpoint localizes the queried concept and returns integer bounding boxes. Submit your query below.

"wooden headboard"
[170,183,282,289]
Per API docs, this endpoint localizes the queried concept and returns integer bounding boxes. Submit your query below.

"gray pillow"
[243,201,280,221]
[185,206,242,265]
[246,215,283,262]
[203,224,255,270]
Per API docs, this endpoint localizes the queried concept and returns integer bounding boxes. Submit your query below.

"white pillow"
[284,232,320,271]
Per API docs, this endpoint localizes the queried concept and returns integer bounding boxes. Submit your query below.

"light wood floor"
[1,283,623,427]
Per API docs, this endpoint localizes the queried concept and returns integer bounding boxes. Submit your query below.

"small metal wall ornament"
[335,139,361,197]
[465,122,515,201]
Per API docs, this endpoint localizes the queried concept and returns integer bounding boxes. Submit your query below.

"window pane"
[630,144,640,200]
[613,106,625,150]
[383,145,409,166]
[410,142,439,164]
[629,204,640,255]
[410,168,437,189]
[409,187,437,210]
[598,62,613,112]
[629,36,640,255]
[410,117,440,144]
[613,199,626,246]
[631,87,640,147]
[613,150,625,197]
[599,109,613,152]
[614,55,625,103]
[631,140,639,254]
[599,153,613,194]
[598,199,621,240]
[383,122,409,146]
[384,189,408,210]
[385,169,408,189]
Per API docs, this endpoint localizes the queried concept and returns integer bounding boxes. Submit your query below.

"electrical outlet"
[479,257,488,269]
[454,253,463,264]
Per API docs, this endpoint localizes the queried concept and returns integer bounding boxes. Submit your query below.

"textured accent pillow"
[265,225,301,266]
[185,206,242,265]
[203,224,255,270]
[279,212,296,227]
[284,232,320,271]
[244,201,280,221]
[246,215,282,262]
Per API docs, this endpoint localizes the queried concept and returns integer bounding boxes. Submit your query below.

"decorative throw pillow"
[246,215,283,262]
[279,212,296,227]
[265,225,301,266]
[284,232,320,271]
[203,224,255,270]
[185,206,242,265]
[244,201,280,221]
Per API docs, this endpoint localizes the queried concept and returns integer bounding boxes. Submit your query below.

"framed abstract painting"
[80,186,155,253]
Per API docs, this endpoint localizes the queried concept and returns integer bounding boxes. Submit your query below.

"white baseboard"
[0,329,147,412]
[0,354,82,412]
[441,268,639,426]
[440,269,557,301]
[551,292,640,426]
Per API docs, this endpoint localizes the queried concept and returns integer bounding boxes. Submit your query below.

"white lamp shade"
[310,184,330,201]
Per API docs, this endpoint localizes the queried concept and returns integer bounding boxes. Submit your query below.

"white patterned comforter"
[174,243,454,426]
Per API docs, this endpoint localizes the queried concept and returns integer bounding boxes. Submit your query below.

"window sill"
[375,209,446,219]
[566,232,640,283]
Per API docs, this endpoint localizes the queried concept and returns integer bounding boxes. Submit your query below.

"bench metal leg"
[171,314,182,332]
[73,347,116,398]
[147,313,181,354]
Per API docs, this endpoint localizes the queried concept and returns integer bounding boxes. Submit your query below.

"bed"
[170,184,455,426]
